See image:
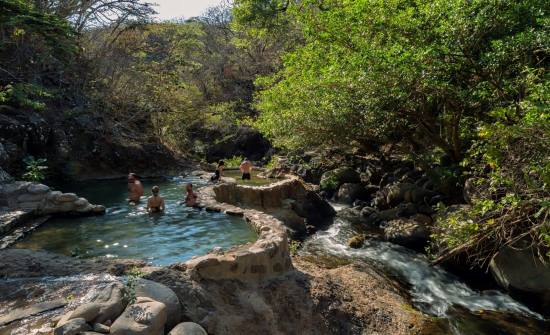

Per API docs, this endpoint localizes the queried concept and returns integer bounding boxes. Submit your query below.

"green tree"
[247,0,548,162]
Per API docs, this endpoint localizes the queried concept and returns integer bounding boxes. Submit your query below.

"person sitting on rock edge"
[211,160,224,183]
[128,173,144,205]
[185,183,198,207]
[147,185,165,213]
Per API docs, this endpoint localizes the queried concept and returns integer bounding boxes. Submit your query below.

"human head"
[218,160,225,166]
[152,185,160,195]
[186,183,193,192]
[128,173,137,182]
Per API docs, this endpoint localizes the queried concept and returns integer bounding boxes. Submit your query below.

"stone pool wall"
[212,176,335,237]
[185,185,293,282]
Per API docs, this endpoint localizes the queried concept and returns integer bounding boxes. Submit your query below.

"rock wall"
[186,186,293,283]
[0,181,105,240]
[212,177,335,238]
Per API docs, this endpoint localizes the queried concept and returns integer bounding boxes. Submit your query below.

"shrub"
[22,156,48,182]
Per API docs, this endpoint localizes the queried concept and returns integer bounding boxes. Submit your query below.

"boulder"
[27,183,50,194]
[348,235,365,249]
[489,242,550,294]
[383,218,429,250]
[337,207,364,225]
[168,322,208,335]
[17,193,46,203]
[110,297,167,335]
[134,278,181,330]
[56,193,79,202]
[337,183,366,204]
[54,317,92,335]
[364,203,417,227]
[320,167,361,192]
[59,282,127,327]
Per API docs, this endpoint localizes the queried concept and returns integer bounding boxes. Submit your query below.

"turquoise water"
[13,176,257,265]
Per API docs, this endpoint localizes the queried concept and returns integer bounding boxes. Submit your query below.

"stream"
[301,205,550,334]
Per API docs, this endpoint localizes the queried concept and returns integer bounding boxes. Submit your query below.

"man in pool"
[185,183,198,207]
[239,157,253,180]
[147,185,165,213]
[128,173,144,204]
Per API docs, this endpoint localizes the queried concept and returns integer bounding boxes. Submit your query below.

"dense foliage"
[0,0,283,158]
[247,0,548,162]
[234,0,549,261]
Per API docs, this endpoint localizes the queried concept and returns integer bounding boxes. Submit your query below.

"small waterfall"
[302,217,544,320]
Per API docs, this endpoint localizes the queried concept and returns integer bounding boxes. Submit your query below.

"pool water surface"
[13,176,257,265]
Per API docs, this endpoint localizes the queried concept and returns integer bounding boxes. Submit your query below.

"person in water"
[211,160,224,183]
[185,183,198,207]
[147,185,165,213]
[128,173,144,204]
[240,158,253,180]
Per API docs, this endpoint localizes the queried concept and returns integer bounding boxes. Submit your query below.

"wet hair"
[152,185,160,195]
[186,183,193,190]
[218,160,225,166]
[128,173,140,180]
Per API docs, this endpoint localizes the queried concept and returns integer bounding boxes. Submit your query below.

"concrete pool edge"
[187,180,295,282]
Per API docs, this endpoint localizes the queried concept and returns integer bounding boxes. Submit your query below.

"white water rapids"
[302,216,544,320]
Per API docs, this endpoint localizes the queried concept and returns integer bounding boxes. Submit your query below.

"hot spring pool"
[13,176,257,265]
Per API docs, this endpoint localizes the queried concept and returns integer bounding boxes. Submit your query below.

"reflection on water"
[301,217,550,334]
[13,176,257,265]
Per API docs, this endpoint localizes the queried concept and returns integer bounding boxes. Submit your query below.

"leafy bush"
[22,156,48,182]
[430,79,550,264]
[289,240,301,256]
[123,267,145,305]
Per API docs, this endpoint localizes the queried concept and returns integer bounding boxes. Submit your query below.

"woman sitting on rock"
[147,186,165,213]
[210,160,225,183]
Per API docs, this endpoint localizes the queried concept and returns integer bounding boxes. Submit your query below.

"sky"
[152,0,227,21]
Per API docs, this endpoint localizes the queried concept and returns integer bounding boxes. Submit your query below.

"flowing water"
[13,176,257,265]
[301,208,550,334]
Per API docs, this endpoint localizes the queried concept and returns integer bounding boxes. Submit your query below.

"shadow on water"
[300,216,550,335]
[12,176,257,266]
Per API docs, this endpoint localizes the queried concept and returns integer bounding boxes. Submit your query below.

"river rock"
[134,278,181,330]
[110,297,167,335]
[46,190,63,201]
[54,317,92,335]
[74,197,90,207]
[320,167,360,192]
[57,193,79,202]
[337,183,366,204]
[17,193,46,203]
[17,201,42,210]
[383,218,429,250]
[60,282,127,326]
[27,183,50,194]
[168,322,208,335]
[348,234,365,249]
[489,241,550,296]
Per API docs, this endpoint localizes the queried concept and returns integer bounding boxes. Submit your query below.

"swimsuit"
[242,172,251,180]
